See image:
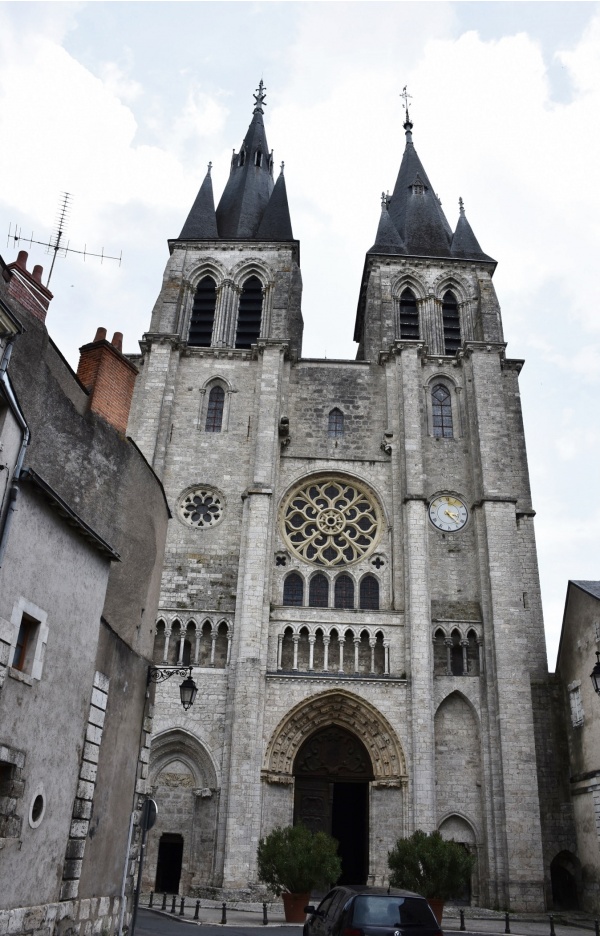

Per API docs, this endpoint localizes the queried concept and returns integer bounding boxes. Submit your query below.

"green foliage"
[388,830,475,900]
[257,824,342,896]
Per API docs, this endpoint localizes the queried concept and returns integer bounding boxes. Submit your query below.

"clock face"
[429,495,468,532]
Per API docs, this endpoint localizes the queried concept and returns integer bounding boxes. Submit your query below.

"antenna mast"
[7,192,122,287]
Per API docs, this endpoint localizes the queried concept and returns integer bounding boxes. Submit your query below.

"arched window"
[205,385,225,432]
[399,288,419,339]
[442,290,461,354]
[359,575,379,610]
[239,149,246,166]
[255,150,263,167]
[328,408,344,439]
[309,573,329,607]
[432,384,453,438]
[334,574,354,609]
[235,276,263,349]
[283,573,304,607]
[188,276,217,347]
[451,630,464,676]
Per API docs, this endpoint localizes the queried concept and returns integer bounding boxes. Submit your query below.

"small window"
[283,573,304,607]
[12,614,39,673]
[205,386,225,432]
[309,574,329,608]
[255,150,263,167]
[359,576,379,610]
[188,276,217,347]
[334,575,354,610]
[569,684,584,728]
[235,276,263,349]
[239,149,246,167]
[399,288,419,340]
[328,409,344,439]
[442,290,461,354]
[431,384,453,439]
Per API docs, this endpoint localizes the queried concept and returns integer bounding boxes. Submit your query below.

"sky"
[0,0,598,668]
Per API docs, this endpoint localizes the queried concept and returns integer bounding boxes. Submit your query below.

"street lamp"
[147,665,198,710]
[590,652,600,696]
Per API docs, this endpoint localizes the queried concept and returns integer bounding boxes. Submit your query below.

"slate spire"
[216,80,275,239]
[450,198,495,262]
[178,163,218,239]
[256,163,294,240]
[368,192,405,254]
[386,115,453,257]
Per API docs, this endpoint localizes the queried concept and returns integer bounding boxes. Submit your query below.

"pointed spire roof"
[216,81,275,239]
[256,165,294,240]
[386,118,453,257]
[451,198,495,262]
[368,193,406,254]
[178,164,218,239]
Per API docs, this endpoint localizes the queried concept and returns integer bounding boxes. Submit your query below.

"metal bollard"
[221,902,227,925]
[194,900,201,921]
[263,902,268,925]
[161,893,167,911]
[171,895,177,914]
[460,909,465,931]
[595,921,599,936]
[549,915,555,936]
[180,897,185,916]
[149,891,154,908]
[505,912,510,935]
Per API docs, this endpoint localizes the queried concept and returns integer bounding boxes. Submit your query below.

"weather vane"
[253,79,267,113]
[401,85,412,124]
[7,192,121,288]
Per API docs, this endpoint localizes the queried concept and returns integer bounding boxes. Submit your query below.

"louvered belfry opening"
[235,275,263,349]
[399,288,420,339]
[442,290,461,354]
[188,276,217,347]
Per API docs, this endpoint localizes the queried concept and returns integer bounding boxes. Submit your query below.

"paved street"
[136,909,301,936]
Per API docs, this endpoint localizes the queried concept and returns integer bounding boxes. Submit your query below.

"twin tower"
[128,84,568,909]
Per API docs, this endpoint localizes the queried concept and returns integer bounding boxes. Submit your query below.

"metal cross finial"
[280,160,285,174]
[381,191,387,208]
[401,85,412,123]
[208,161,213,176]
[459,196,465,215]
[253,79,267,112]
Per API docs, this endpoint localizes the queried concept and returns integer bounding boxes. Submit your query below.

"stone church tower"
[127,85,555,910]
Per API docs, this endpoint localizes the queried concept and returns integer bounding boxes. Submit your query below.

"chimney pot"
[32,265,43,283]
[16,250,28,270]
[111,331,123,353]
[94,327,108,343]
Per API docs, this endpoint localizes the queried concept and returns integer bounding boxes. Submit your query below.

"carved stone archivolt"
[263,689,406,785]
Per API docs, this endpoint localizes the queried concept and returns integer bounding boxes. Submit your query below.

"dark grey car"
[303,886,443,936]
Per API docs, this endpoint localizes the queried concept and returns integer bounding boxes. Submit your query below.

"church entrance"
[293,725,373,884]
[155,833,184,893]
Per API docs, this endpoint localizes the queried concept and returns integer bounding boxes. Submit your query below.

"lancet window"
[334,574,355,609]
[205,386,225,432]
[235,275,263,349]
[442,290,461,354]
[431,384,453,439]
[328,408,344,438]
[309,573,329,607]
[188,276,217,347]
[359,575,379,610]
[399,288,420,340]
[283,573,304,607]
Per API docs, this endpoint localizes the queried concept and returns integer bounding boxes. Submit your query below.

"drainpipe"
[0,337,30,568]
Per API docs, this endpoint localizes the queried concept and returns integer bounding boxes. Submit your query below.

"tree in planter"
[257,824,342,896]
[388,830,475,904]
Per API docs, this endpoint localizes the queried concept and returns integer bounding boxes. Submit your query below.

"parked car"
[303,886,443,936]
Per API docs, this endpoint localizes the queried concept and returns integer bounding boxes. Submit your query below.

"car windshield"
[352,897,435,928]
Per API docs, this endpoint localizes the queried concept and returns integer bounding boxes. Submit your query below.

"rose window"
[179,487,224,529]
[281,477,381,566]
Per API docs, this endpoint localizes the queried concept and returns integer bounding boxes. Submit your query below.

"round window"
[28,786,46,828]
[178,486,225,529]
[280,476,382,566]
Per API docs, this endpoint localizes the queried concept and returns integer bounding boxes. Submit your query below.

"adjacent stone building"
[127,86,572,910]
[0,252,170,935]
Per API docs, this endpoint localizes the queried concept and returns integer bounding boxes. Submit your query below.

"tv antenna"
[7,192,122,287]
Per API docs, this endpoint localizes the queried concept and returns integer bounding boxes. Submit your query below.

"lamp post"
[146,665,198,710]
[590,652,600,696]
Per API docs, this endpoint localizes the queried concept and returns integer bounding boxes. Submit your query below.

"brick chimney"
[6,251,53,322]
[77,328,139,434]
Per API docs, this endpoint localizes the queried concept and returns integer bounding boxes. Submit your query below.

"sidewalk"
[140,896,600,933]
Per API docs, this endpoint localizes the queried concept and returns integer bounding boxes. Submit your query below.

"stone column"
[369,638,376,675]
[292,635,299,671]
[354,637,360,673]
[445,638,453,676]
[323,635,330,672]
[461,639,469,676]
[308,635,316,672]
[163,627,172,663]
[338,636,345,673]
[277,634,283,671]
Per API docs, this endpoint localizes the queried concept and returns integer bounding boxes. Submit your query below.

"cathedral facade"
[127,86,566,911]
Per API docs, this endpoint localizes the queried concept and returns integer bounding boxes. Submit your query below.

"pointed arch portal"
[263,690,407,886]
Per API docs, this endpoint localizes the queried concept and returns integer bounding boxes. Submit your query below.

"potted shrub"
[388,829,475,924]
[257,824,342,922]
